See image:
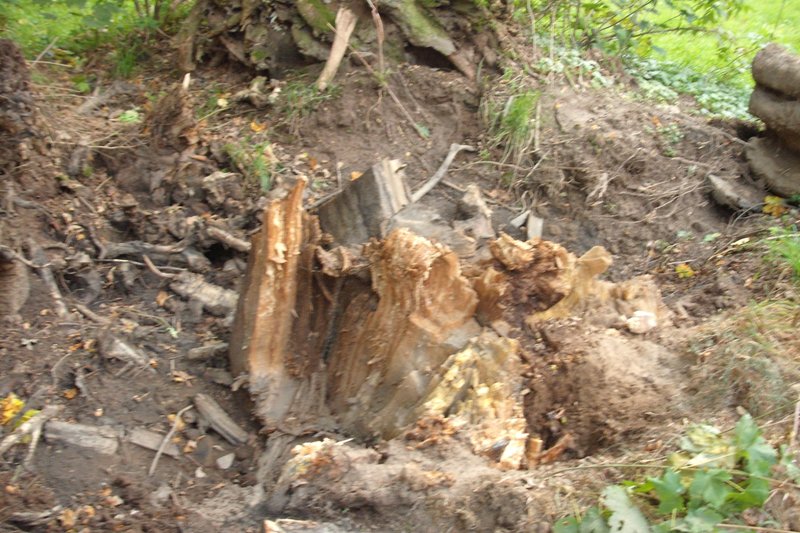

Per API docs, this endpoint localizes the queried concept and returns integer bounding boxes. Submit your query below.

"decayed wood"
[127,427,180,457]
[44,420,120,455]
[193,393,248,445]
[752,43,800,100]
[317,159,410,245]
[316,7,358,91]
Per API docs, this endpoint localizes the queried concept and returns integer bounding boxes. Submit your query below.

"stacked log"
[747,43,800,197]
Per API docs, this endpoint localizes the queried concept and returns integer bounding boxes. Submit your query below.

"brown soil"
[1,35,797,532]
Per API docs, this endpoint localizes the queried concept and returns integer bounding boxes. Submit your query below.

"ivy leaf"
[649,469,686,515]
[601,486,651,532]
[688,469,732,509]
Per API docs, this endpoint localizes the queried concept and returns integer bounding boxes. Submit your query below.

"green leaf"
[688,469,732,509]
[683,507,723,531]
[728,477,770,510]
[649,469,686,515]
[554,517,580,533]
[734,414,777,476]
[602,486,651,532]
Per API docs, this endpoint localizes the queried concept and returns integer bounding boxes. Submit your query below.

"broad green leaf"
[602,486,651,532]
[727,477,770,510]
[554,517,580,533]
[649,469,686,515]
[683,507,723,531]
[734,414,777,476]
[688,469,732,509]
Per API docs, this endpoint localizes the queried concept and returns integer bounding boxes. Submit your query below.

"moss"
[382,0,455,56]
[296,0,336,36]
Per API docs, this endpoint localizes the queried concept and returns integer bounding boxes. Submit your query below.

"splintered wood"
[231,179,669,476]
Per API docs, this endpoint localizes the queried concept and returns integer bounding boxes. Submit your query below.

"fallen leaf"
[675,263,695,278]
[763,195,787,217]
[350,171,363,181]
[308,156,318,171]
[172,370,195,384]
[155,290,170,307]
[1,393,24,425]
[60,508,77,529]
[63,388,79,400]
[250,120,266,133]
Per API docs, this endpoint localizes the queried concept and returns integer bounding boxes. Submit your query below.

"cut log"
[752,43,800,100]
[317,159,410,245]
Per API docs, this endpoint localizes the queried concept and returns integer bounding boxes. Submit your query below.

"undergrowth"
[555,413,800,531]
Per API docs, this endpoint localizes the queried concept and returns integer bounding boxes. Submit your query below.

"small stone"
[216,453,235,470]
[195,467,207,478]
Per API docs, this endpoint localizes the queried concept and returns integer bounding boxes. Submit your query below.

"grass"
[649,0,800,90]
[689,299,800,417]
[767,225,800,279]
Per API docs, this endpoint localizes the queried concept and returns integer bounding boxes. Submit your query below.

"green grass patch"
[649,0,800,90]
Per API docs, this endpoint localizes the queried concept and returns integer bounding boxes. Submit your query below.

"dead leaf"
[1,393,24,425]
[675,263,695,278]
[350,171,363,181]
[63,388,79,400]
[155,290,170,307]
[308,156,318,171]
[172,370,195,384]
[60,508,77,529]
[250,120,267,133]
[763,195,787,217]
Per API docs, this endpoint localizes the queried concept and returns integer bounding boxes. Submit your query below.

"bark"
[752,43,800,100]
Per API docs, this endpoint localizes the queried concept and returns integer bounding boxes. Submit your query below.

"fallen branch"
[411,143,476,202]
[206,225,251,253]
[148,404,193,476]
[317,7,358,91]
[26,239,68,318]
[99,239,188,260]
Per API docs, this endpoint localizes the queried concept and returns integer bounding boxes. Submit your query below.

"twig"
[0,405,62,458]
[32,38,58,65]
[791,399,800,449]
[73,303,110,325]
[205,226,251,253]
[411,143,476,202]
[143,255,175,279]
[149,405,193,476]
[26,239,68,318]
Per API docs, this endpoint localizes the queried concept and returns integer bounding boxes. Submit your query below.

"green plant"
[555,413,787,531]
[278,77,342,136]
[482,80,540,170]
[223,140,280,193]
[766,224,800,280]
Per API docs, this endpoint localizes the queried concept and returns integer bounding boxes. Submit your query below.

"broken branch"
[26,239,69,318]
[317,7,358,92]
[411,143,476,202]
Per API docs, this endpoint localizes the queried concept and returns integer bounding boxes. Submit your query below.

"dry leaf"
[350,171,363,181]
[171,370,194,384]
[1,393,24,425]
[675,263,695,278]
[60,508,77,529]
[155,290,170,307]
[250,120,267,133]
[763,195,787,217]
[63,388,79,400]
[308,156,318,171]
